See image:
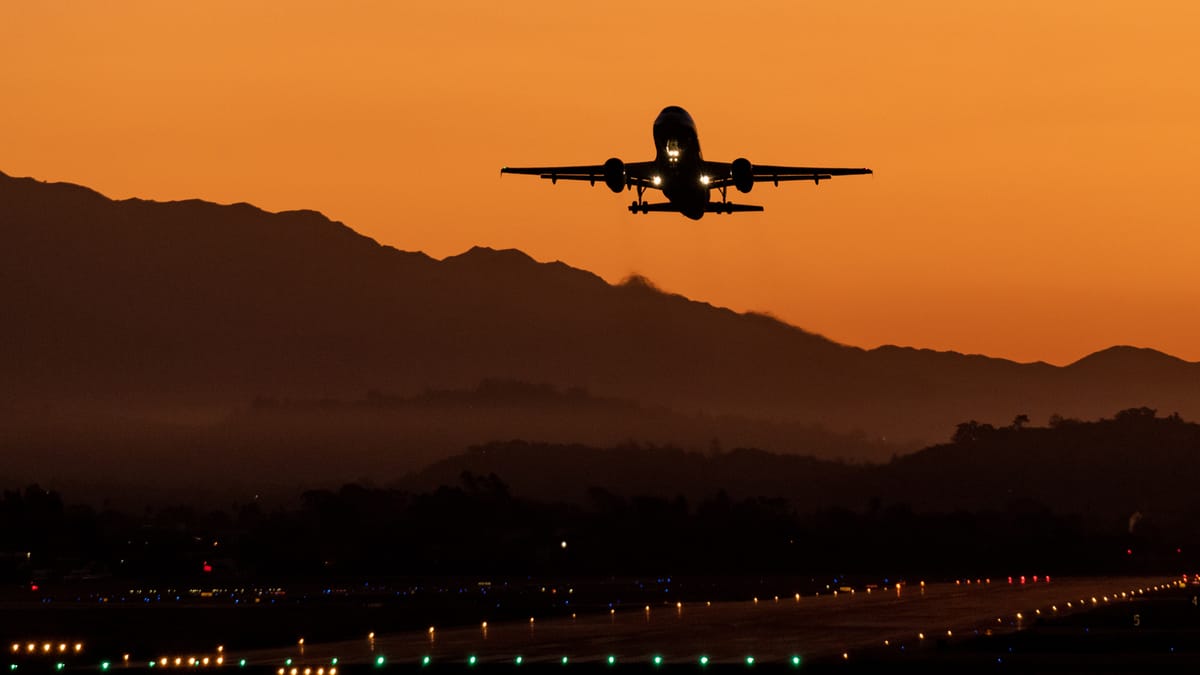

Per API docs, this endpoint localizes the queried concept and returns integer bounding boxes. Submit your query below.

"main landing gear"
[629,183,649,213]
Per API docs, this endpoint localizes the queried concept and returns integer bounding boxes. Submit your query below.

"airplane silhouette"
[501,106,871,220]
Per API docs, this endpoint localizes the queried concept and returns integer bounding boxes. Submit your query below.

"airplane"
[501,106,871,220]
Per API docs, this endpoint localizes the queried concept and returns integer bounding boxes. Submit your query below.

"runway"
[238,576,1183,667]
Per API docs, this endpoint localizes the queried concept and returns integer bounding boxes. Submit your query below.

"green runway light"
[148,663,156,669]
[239,660,247,668]
[653,655,663,666]
[468,656,477,666]
[421,656,431,667]
[100,662,111,671]
[514,656,523,666]
[699,656,709,666]
[745,656,755,666]
[790,655,802,667]
[375,656,386,667]
[561,657,569,665]
[330,659,338,666]
[607,655,616,666]
[285,660,293,666]
[56,665,65,672]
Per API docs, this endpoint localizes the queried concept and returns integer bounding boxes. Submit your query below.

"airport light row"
[10,577,1191,672]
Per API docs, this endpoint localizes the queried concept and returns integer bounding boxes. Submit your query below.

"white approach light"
[652,175,662,186]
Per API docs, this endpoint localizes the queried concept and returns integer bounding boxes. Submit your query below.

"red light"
[1007,577,1013,584]
[1126,549,1132,556]
[1020,576,1026,584]
[30,584,39,592]
[1033,576,1039,583]
[202,562,213,573]
[1045,575,1051,583]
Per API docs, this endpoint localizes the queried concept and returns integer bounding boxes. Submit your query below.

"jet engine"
[731,157,754,193]
[603,157,626,193]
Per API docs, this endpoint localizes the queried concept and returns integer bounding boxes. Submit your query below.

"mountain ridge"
[2,169,1197,445]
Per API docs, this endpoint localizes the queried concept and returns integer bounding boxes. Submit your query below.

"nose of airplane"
[654,106,695,129]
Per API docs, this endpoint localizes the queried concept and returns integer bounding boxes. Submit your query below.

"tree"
[952,420,995,444]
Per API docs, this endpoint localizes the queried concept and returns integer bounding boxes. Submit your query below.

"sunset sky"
[4,2,1198,364]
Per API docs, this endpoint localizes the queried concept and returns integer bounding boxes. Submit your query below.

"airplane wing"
[704,161,871,188]
[500,162,659,188]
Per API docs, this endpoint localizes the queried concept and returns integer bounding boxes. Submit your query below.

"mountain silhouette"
[402,409,1200,535]
[3,170,1198,446]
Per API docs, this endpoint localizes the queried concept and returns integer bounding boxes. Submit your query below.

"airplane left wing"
[704,161,871,188]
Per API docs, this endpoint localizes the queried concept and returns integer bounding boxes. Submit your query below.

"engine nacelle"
[603,157,626,193]
[731,157,754,193]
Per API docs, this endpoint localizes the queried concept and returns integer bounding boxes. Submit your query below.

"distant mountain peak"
[1068,345,1194,369]
[446,245,536,263]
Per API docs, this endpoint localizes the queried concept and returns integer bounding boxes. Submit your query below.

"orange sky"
[4,2,1199,364]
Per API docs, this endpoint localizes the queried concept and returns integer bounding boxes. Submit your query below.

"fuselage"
[652,106,709,220]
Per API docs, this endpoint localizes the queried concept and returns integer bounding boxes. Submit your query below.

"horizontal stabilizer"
[706,202,764,213]
[628,202,764,214]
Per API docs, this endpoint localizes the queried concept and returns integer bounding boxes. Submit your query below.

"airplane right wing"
[500,161,659,189]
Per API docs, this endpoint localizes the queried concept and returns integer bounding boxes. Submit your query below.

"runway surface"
[240,576,1182,666]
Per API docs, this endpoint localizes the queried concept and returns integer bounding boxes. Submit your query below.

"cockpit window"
[665,139,681,163]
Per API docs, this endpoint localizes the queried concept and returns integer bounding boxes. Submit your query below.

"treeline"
[0,481,1183,585]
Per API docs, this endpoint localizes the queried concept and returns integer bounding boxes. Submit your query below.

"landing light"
[652,176,662,186]
[700,175,710,185]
